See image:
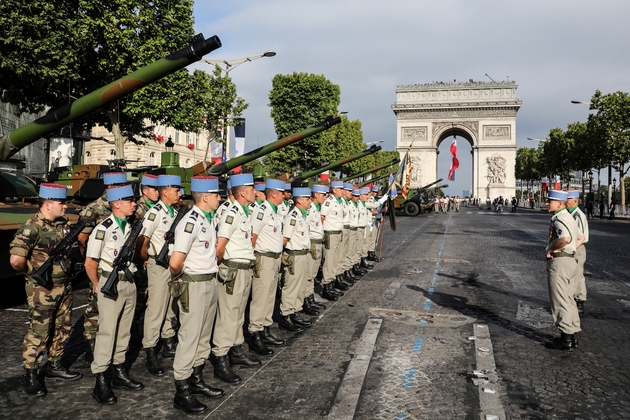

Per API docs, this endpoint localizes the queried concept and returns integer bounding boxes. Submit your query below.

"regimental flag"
[447,138,459,181]
[401,153,412,199]
[388,171,397,198]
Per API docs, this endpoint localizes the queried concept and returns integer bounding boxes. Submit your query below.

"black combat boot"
[291,313,313,328]
[321,283,340,301]
[345,269,360,281]
[145,347,165,376]
[367,251,378,262]
[85,338,95,363]
[279,315,304,333]
[174,379,207,414]
[361,257,374,270]
[93,372,117,405]
[228,345,262,368]
[572,333,579,348]
[261,326,285,346]
[301,298,320,316]
[546,332,575,351]
[308,294,326,310]
[24,369,46,397]
[575,299,585,317]
[45,360,82,381]
[112,364,144,391]
[161,336,177,359]
[343,271,357,284]
[213,355,241,384]
[334,276,349,291]
[250,331,274,356]
[189,364,224,398]
[353,264,367,276]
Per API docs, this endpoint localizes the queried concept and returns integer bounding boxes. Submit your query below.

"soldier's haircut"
[191,191,215,204]
[232,185,250,197]
[265,188,279,199]
[38,198,63,208]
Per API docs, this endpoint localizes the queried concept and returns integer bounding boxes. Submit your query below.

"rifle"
[101,220,145,300]
[30,218,90,288]
[155,205,190,268]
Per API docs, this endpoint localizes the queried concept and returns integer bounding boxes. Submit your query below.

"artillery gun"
[393,178,444,216]
[341,158,400,183]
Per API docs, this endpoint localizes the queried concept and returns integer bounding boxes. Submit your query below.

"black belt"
[348,226,357,231]
[285,249,309,256]
[325,230,342,235]
[343,225,350,229]
[255,251,281,259]
[224,260,254,269]
[310,238,324,244]
[181,273,216,282]
[101,271,134,283]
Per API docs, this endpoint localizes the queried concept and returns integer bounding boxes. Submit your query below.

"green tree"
[539,127,576,187]
[0,0,229,160]
[515,146,541,195]
[266,72,344,175]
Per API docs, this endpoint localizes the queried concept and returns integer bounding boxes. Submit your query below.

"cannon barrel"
[341,158,400,182]
[360,173,389,186]
[290,144,381,183]
[418,178,444,191]
[0,33,222,160]
[208,116,342,176]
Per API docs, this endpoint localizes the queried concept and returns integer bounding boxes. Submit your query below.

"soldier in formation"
[567,190,589,316]
[544,190,584,351]
[319,180,345,301]
[10,184,82,397]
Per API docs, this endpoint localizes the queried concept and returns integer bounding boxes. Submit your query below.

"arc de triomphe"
[392,81,521,199]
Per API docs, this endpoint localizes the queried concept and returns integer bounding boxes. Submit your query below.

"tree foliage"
[0,0,246,159]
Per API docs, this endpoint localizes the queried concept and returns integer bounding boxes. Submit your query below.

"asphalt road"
[0,206,629,419]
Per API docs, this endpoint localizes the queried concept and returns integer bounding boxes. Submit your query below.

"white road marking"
[473,324,506,420]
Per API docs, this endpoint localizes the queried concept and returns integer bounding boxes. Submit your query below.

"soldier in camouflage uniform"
[78,172,128,362]
[9,183,82,397]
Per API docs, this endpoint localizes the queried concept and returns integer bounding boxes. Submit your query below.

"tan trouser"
[143,259,177,349]
[574,245,587,301]
[370,221,379,251]
[281,254,309,315]
[249,255,280,332]
[343,229,357,271]
[306,243,323,297]
[322,232,342,284]
[359,227,369,258]
[92,278,136,374]
[173,280,217,381]
[212,266,252,357]
[338,228,351,273]
[547,256,581,334]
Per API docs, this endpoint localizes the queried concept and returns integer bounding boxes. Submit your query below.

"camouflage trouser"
[83,282,99,341]
[23,280,73,369]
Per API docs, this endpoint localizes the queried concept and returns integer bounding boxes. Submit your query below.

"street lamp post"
[201,50,276,160]
[613,177,617,203]
[588,170,593,194]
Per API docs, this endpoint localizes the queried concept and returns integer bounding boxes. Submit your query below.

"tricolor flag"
[388,171,397,198]
[447,138,459,181]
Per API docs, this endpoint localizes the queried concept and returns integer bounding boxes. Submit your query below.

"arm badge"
[184,222,194,233]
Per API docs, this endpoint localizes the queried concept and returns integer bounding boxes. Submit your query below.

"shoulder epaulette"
[153,203,163,211]
[190,210,199,220]
[102,218,113,228]
[260,204,267,211]
[291,210,298,217]
[229,206,238,213]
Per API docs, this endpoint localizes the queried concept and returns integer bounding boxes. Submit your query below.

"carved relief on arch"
[401,126,427,142]
[432,121,478,146]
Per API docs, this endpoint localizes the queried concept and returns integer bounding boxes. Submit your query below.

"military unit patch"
[148,213,156,221]
[22,227,32,236]
[256,213,264,220]
[290,219,296,226]
[226,216,234,225]
[86,209,94,217]
[95,230,105,240]
[184,222,195,233]
[325,201,330,207]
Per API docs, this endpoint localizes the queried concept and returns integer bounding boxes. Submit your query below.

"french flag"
[447,138,459,181]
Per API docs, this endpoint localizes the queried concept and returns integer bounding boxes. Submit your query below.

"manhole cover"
[386,312,402,316]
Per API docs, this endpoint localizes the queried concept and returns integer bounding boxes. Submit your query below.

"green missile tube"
[360,173,389,187]
[207,116,342,176]
[291,144,381,183]
[0,33,222,160]
[341,158,400,182]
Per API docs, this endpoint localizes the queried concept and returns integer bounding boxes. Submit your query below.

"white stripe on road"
[3,303,88,313]
[473,324,506,420]
[328,318,383,419]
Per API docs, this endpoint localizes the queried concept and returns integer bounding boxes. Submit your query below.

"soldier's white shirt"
[217,201,255,262]
[358,200,369,227]
[307,202,324,240]
[141,200,177,256]
[277,200,292,221]
[86,214,137,274]
[547,208,580,254]
[570,207,589,244]
[283,208,310,250]
[342,198,352,225]
[320,195,344,231]
[251,201,283,253]
[348,200,360,227]
[248,200,261,220]
[172,205,218,275]
[215,199,232,223]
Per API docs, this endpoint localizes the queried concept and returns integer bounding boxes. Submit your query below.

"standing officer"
[277,182,293,220]
[545,190,584,351]
[320,181,345,301]
[250,181,266,215]
[303,184,328,315]
[212,173,261,384]
[249,179,286,355]
[567,190,589,316]
[10,183,82,397]
[358,187,374,270]
[169,176,224,414]
[279,187,314,333]
[138,174,182,375]
[215,179,234,222]
[343,187,361,286]
[79,171,127,362]
[85,184,144,404]
[366,184,381,262]
[335,183,354,290]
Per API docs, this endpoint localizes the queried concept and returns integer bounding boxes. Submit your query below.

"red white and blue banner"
[447,138,459,181]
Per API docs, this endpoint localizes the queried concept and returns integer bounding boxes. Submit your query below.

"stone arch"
[392,81,521,199]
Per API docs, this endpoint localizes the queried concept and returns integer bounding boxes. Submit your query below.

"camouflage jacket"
[133,198,155,223]
[79,193,111,235]
[10,212,71,278]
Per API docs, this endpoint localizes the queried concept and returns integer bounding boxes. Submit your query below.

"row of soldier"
[9,171,384,415]
[433,195,462,213]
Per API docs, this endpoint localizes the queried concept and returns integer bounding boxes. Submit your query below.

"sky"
[190,0,630,196]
